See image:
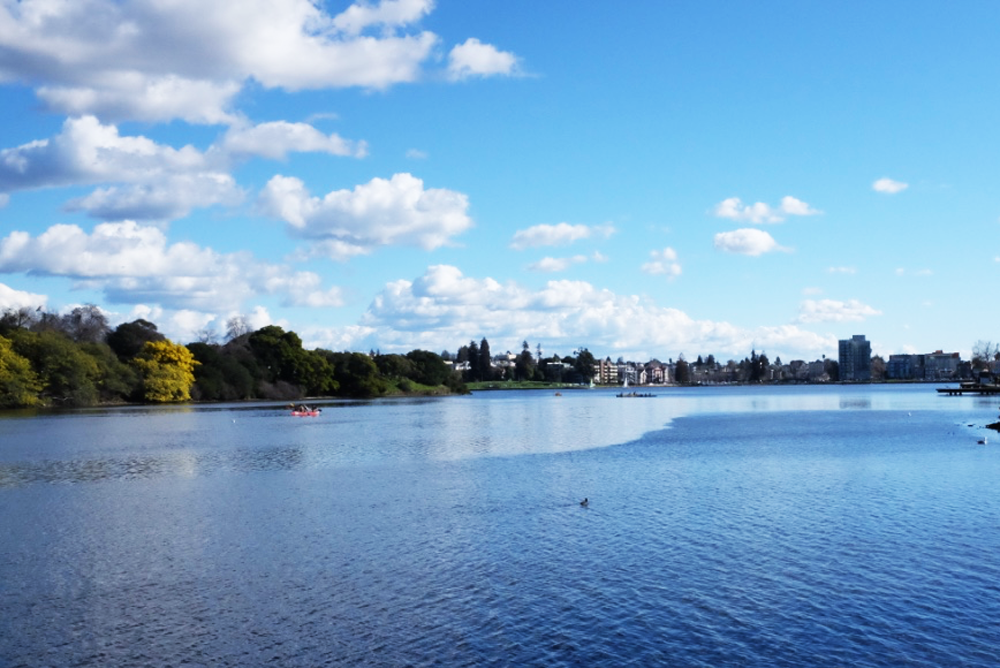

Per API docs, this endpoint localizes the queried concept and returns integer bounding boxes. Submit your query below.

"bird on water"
[580,498,589,507]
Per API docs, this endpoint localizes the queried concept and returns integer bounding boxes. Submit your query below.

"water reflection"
[839,396,872,409]
[0,385,992,489]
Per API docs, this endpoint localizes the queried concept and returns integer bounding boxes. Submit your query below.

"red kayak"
[291,409,321,417]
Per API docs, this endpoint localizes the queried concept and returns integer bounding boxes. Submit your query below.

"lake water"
[2,385,999,667]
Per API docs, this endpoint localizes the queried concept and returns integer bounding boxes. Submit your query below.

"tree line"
[0,306,465,409]
[452,338,597,384]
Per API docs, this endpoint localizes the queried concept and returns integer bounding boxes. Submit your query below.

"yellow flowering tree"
[132,339,199,403]
[0,335,42,407]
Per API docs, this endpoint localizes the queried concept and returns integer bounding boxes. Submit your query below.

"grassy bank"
[466,380,581,391]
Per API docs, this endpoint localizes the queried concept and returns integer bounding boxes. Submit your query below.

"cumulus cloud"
[713,228,787,256]
[510,222,615,250]
[0,0,519,123]
[332,0,434,35]
[66,174,242,221]
[304,265,835,360]
[447,38,521,81]
[528,255,589,273]
[796,299,882,323]
[219,121,368,160]
[258,172,473,259]
[713,195,821,224]
[0,282,47,310]
[0,116,210,193]
[0,221,342,312]
[0,115,371,220]
[641,247,682,278]
[872,177,908,194]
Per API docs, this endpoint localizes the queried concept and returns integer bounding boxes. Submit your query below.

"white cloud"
[0,116,210,193]
[307,265,836,360]
[332,0,434,35]
[641,247,682,278]
[38,78,243,126]
[510,222,615,250]
[0,116,371,220]
[259,173,473,258]
[406,148,428,160]
[713,228,788,256]
[0,115,240,220]
[0,221,342,312]
[713,195,820,224]
[220,121,368,160]
[827,266,856,274]
[779,196,819,216]
[796,299,882,324]
[528,255,589,273]
[872,177,908,194]
[66,174,243,221]
[0,0,518,123]
[0,282,47,310]
[447,38,521,81]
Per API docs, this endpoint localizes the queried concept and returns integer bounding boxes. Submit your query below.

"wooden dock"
[937,384,1000,396]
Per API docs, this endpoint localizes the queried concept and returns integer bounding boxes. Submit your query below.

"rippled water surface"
[2,385,999,666]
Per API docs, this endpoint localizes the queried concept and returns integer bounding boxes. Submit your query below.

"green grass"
[466,380,580,391]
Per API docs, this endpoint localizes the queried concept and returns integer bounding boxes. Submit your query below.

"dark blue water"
[2,386,999,666]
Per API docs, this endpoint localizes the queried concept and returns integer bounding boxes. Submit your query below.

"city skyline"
[1,1,998,362]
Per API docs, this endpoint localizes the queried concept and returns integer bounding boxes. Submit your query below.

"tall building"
[839,334,872,381]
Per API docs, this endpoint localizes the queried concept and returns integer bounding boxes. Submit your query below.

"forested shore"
[0,306,466,409]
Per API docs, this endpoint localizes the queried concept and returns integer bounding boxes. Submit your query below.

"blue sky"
[0,0,997,363]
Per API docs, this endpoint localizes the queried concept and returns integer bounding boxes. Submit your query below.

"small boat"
[291,410,321,417]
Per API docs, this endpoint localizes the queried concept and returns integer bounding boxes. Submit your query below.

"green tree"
[478,338,493,382]
[405,350,451,387]
[375,353,418,381]
[248,325,335,396]
[674,356,690,383]
[515,341,535,381]
[0,335,43,407]
[188,342,256,401]
[107,319,165,361]
[9,329,100,406]
[132,340,199,402]
[573,348,596,383]
[324,351,389,397]
[466,340,481,381]
[80,342,141,402]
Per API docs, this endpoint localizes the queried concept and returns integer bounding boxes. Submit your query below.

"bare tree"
[61,304,110,343]
[972,341,999,370]
[225,315,252,342]
[195,326,219,345]
[0,306,40,332]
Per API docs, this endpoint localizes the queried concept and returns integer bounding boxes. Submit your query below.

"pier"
[937,384,1000,396]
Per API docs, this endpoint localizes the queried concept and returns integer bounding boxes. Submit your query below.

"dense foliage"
[0,305,466,409]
